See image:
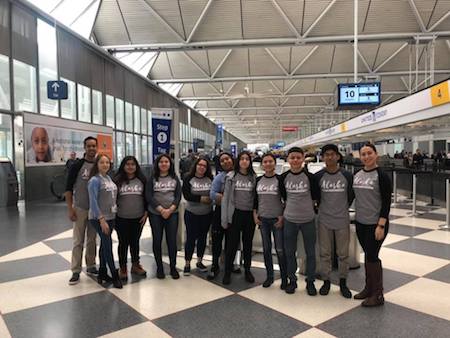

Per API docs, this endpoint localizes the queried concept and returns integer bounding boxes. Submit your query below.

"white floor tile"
[58,250,72,263]
[239,280,360,326]
[381,233,410,247]
[389,209,414,217]
[294,328,337,338]
[0,242,55,263]
[390,217,444,229]
[0,315,11,338]
[140,225,152,239]
[45,229,73,241]
[429,208,447,215]
[386,278,450,321]
[99,321,171,338]
[0,271,103,314]
[109,274,233,320]
[379,248,449,277]
[414,230,450,245]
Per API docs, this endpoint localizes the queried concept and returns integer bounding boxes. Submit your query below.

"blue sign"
[230,143,238,158]
[152,110,172,161]
[47,81,68,100]
[216,124,223,145]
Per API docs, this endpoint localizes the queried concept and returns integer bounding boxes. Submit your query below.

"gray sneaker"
[69,272,80,285]
[86,267,99,276]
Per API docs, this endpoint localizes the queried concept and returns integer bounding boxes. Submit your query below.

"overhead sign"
[282,126,298,132]
[216,123,224,145]
[47,80,68,100]
[430,81,449,106]
[337,82,380,107]
[152,109,173,161]
[230,142,238,158]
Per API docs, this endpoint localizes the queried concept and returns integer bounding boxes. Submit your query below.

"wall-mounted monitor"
[337,82,381,108]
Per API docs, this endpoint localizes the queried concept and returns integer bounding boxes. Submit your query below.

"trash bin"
[0,158,18,207]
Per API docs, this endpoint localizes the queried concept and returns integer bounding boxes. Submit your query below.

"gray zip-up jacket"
[221,171,256,229]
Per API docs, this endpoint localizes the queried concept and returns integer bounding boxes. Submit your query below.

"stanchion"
[407,173,424,217]
[440,179,450,230]
[392,170,398,206]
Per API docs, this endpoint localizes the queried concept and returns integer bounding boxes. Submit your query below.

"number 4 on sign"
[430,82,449,107]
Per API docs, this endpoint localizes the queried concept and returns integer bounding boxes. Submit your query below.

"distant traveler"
[221,151,257,285]
[114,156,148,281]
[182,157,213,276]
[207,152,234,280]
[65,151,77,170]
[253,153,287,289]
[315,144,354,298]
[353,143,392,307]
[281,147,319,295]
[146,154,182,279]
[65,136,98,285]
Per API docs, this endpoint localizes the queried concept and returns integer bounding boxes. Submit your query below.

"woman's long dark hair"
[153,153,176,180]
[89,154,112,179]
[187,156,213,180]
[114,156,146,187]
[234,151,256,176]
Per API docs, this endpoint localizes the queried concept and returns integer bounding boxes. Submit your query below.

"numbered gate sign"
[47,81,68,100]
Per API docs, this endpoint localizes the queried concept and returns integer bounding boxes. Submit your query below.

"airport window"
[141,135,148,164]
[0,54,10,110]
[115,98,124,130]
[105,94,114,127]
[92,89,102,125]
[13,59,37,113]
[125,132,134,156]
[125,102,133,132]
[0,113,12,161]
[115,131,125,165]
[133,105,140,133]
[37,19,58,117]
[141,108,147,135]
[77,84,91,122]
[148,110,152,135]
[134,134,141,163]
[148,136,152,163]
[60,77,76,119]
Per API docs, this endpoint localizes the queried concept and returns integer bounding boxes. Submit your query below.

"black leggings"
[115,216,143,267]
[211,206,226,268]
[150,213,179,269]
[184,210,212,261]
[355,221,389,263]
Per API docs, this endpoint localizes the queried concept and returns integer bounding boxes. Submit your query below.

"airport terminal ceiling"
[30,0,450,145]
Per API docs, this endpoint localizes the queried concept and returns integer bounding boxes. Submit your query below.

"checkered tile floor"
[0,198,449,338]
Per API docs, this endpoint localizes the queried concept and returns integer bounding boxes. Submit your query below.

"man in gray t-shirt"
[65,137,98,285]
[314,144,354,299]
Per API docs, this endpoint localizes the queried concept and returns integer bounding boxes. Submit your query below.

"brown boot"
[119,266,128,281]
[131,262,147,276]
[362,261,384,307]
[354,258,370,300]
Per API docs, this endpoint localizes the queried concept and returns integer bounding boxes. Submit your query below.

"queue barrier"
[441,179,450,230]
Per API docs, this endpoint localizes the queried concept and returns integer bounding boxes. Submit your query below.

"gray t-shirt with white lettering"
[74,161,94,210]
[153,176,178,210]
[354,169,381,224]
[318,171,350,229]
[283,171,315,223]
[117,178,145,219]
[256,175,283,218]
[186,176,213,215]
[234,173,255,211]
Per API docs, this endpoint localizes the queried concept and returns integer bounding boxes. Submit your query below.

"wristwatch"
[377,224,385,228]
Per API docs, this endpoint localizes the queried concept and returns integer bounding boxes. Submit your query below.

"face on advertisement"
[31,127,51,162]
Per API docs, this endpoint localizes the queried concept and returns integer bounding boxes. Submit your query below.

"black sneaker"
[69,272,80,285]
[86,266,99,276]
[280,278,288,290]
[207,266,219,280]
[156,268,165,279]
[306,280,317,296]
[339,279,352,299]
[245,270,255,283]
[232,265,241,274]
[320,280,331,296]
[196,262,208,272]
[285,280,297,294]
[262,277,274,288]
[170,269,180,280]
[183,265,191,276]
[222,273,231,285]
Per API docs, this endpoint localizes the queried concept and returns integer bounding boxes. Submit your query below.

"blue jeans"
[149,213,178,270]
[184,210,212,261]
[260,217,287,280]
[283,219,316,282]
[90,219,116,274]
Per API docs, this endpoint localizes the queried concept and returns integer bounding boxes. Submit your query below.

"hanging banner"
[152,109,173,161]
[230,142,238,158]
[216,123,223,146]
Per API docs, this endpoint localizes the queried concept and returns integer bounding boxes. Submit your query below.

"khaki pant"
[319,223,349,280]
[71,207,97,273]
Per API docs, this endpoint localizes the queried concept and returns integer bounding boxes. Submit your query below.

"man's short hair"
[83,136,98,147]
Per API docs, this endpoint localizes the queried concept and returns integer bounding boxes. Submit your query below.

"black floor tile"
[388,223,432,237]
[154,294,310,338]
[419,213,447,222]
[318,302,450,338]
[44,238,74,252]
[424,264,450,284]
[386,238,450,260]
[394,205,439,212]
[3,291,147,338]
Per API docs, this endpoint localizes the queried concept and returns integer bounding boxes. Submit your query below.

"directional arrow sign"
[47,80,68,100]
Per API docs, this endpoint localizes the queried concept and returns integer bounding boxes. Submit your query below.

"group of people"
[65,137,391,307]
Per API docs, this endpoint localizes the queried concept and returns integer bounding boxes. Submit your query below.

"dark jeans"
[284,219,316,282]
[356,221,389,263]
[115,216,143,267]
[149,213,178,270]
[211,206,227,268]
[184,210,213,261]
[225,209,255,273]
[90,219,116,274]
[260,217,287,279]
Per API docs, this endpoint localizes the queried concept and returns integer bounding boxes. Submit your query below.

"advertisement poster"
[152,109,173,161]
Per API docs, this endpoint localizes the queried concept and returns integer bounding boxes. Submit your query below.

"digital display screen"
[338,82,381,106]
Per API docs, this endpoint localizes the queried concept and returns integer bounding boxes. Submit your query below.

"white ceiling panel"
[94,0,130,45]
